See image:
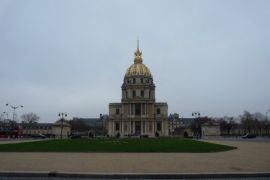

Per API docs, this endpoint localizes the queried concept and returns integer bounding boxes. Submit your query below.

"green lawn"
[0,138,236,152]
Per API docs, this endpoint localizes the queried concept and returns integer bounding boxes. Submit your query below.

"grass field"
[0,138,236,152]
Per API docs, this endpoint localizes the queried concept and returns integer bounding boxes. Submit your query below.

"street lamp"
[192,111,201,139]
[266,110,270,121]
[6,103,23,121]
[192,111,200,118]
[58,112,67,139]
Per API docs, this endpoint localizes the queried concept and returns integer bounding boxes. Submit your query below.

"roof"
[168,117,195,127]
[73,118,102,127]
[202,121,220,126]
[126,63,152,77]
[20,123,53,129]
[54,120,71,127]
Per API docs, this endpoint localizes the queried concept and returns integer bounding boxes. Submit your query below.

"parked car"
[31,134,47,139]
[70,134,82,139]
[242,134,256,139]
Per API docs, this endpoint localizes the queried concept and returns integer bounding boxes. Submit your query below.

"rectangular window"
[135,103,141,115]
[157,108,161,114]
[141,90,144,97]
[130,104,134,115]
[115,122,120,131]
[141,103,145,115]
[140,78,143,83]
[133,78,136,84]
[133,90,136,97]
[116,108,119,115]
[157,122,162,131]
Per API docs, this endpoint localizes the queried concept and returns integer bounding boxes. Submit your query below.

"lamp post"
[266,110,270,121]
[58,112,67,139]
[192,111,201,139]
[100,114,107,136]
[192,111,200,118]
[6,104,23,121]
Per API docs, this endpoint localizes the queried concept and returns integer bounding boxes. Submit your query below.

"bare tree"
[240,111,253,134]
[21,112,40,124]
[261,120,270,135]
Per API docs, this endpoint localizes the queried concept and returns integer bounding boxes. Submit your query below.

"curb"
[0,171,270,179]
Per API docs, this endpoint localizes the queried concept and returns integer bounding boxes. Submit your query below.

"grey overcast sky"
[0,0,270,122]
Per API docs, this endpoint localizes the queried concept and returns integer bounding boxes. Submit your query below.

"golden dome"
[126,63,152,77]
[125,40,152,77]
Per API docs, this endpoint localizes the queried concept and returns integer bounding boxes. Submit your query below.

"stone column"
[112,121,114,136]
[121,119,124,136]
[146,121,148,135]
[129,120,131,135]
[145,103,147,115]
[141,120,143,135]
[133,121,135,134]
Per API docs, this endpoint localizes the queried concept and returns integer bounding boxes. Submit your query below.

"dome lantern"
[134,39,142,64]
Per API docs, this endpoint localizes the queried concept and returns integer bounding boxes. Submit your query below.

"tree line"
[217,111,270,136]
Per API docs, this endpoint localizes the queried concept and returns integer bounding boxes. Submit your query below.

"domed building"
[108,42,168,137]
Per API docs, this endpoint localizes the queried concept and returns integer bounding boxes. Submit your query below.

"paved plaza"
[0,139,269,174]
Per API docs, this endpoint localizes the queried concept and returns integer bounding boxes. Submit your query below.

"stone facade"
[21,120,71,138]
[168,113,182,135]
[108,43,168,137]
[201,122,221,136]
[52,121,71,138]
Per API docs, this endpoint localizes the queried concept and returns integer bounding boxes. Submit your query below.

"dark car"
[242,134,256,139]
[31,134,47,139]
[70,134,82,139]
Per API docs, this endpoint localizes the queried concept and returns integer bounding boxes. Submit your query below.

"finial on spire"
[134,38,142,64]
[137,38,140,51]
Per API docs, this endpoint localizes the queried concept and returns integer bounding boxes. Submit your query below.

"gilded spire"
[134,39,142,64]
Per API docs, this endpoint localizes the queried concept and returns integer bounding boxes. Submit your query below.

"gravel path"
[0,139,269,173]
